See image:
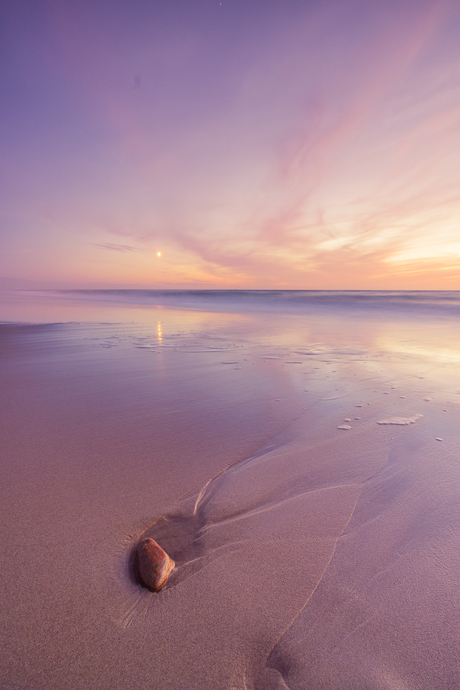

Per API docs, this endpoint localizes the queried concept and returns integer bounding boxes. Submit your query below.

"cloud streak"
[92,243,141,252]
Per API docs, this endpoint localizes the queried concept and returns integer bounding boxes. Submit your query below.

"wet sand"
[1,292,460,689]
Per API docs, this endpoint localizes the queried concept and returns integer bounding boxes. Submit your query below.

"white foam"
[377,414,423,426]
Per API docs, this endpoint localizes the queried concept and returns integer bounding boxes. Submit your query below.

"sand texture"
[1,291,460,689]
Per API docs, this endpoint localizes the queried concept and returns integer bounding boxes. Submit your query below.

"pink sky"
[2,0,460,289]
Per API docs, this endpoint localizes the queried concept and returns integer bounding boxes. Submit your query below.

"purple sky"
[2,0,460,289]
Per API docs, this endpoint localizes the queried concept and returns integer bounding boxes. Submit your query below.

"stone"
[135,538,175,591]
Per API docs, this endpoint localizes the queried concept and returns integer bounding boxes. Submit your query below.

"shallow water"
[1,290,460,689]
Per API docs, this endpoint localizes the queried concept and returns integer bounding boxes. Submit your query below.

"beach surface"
[1,290,460,689]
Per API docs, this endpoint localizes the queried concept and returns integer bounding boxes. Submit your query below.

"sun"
[157,251,162,257]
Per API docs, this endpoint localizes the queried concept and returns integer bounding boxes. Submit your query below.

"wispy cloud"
[92,243,141,253]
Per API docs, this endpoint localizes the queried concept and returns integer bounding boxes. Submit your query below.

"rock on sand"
[135,538,175,592]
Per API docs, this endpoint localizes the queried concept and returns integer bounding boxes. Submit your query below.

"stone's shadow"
[127,545,140,587]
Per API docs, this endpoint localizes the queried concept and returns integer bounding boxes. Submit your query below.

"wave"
[31,289,460,315]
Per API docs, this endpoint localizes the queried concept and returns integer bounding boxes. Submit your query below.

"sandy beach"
[1,290,460,689]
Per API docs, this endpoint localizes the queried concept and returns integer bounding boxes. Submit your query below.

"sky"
[2,0,460,290]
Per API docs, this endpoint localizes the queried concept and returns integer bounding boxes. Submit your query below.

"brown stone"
[135,538,175,591]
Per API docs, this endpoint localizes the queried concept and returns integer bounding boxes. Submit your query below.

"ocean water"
[4,288,460,317]
[2,289,460,386]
